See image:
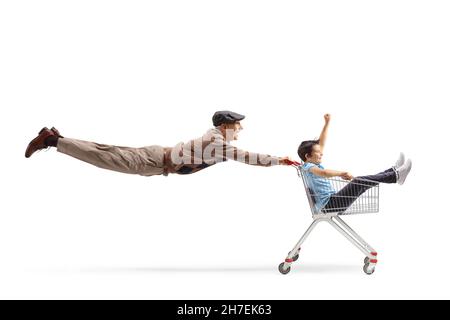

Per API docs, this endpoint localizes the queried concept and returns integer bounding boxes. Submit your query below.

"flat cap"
[212,110,245,127]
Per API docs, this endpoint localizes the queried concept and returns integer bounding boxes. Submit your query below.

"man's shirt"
[166,128,279,174]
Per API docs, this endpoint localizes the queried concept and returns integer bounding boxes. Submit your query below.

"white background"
[1,0,449,299]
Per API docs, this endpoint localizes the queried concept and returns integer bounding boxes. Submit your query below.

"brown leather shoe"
[25,127,56,158]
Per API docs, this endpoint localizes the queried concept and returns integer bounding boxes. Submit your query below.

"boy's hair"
[298,139,320,162]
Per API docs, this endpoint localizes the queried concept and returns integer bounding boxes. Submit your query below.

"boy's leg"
[323,168,397,213]
[57,137,165,176]
[358,168,397,184]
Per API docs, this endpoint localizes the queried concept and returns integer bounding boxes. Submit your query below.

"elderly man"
[25,111,291,176]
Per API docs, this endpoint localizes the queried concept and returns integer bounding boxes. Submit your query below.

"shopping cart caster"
[364,255,377,264]
[278,263,291,275]
[292,253,299,262]
[363,263,376,275]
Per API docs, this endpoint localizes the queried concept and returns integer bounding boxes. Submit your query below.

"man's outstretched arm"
[211,133,290,166]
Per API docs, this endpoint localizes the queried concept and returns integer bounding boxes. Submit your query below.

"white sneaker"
[397,159,412,185]
[394,152,405,169]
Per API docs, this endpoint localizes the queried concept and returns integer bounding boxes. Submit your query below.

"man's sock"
[44,135,59,147]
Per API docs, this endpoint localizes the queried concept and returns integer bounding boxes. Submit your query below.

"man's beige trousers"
[57,137,165,176]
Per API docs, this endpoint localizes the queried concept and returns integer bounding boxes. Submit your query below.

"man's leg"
[323,168,397,213]
[57,137,165,176]
[25,127,166,176]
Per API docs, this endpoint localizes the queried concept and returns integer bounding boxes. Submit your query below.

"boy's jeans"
[322,168,397,213]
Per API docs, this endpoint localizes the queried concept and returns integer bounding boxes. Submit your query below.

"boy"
[297,114,412,213]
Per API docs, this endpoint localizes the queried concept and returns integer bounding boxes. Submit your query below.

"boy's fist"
[324,114,331,123]
[341,172,354,181]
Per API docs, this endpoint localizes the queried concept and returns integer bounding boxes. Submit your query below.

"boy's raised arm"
[319,114,331,151]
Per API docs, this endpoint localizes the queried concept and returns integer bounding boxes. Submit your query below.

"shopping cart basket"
[278,160,379,275]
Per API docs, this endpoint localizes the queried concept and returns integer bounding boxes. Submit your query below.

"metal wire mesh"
[297,166,380,215]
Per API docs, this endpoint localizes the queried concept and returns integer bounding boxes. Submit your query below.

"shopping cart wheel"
[363,264,375,275]
[278,263,291,275]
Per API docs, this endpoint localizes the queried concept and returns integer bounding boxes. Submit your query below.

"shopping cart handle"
[285,160,302,166]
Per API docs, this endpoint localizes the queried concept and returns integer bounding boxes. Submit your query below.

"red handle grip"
[285,159,302,166]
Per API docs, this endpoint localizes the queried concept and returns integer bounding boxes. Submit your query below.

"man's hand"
[324,113,331,124]
[340,172,354,180]
[279,157,293,165]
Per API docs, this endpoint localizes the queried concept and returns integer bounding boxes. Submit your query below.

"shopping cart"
[278,160,379,275]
